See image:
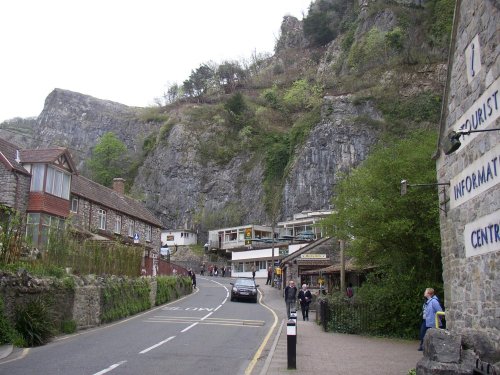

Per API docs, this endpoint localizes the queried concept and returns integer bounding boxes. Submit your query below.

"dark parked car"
[230,278,259,303]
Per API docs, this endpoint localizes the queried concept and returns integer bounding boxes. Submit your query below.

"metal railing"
[318,299,372,333]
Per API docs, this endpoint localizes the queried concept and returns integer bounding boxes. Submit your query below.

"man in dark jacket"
[284,280,297,318]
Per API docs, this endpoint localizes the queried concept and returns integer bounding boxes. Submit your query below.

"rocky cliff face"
[0,1,448,236]
[33,89,160,171]
[282,96,381,219]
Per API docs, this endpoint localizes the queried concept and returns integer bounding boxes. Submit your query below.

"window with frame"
[26,213,40,246]
[45,166,71,199]
[41,214,65,246]
[70,196,79,213]
[30,164,45,192]
[145,225,152,242]
[97,209,106,230]
[128,220,135,237]
[114,215,122,234]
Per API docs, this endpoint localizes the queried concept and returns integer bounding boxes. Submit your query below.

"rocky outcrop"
[282,95,381,219]
[34,89,160,170]
[0,1,447,236]
[132,121,268,232]
[275,16,307,52]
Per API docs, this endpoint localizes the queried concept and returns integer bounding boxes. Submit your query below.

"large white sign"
[450,143,500,209]
[450,76,500,152]
[465,210,500,258]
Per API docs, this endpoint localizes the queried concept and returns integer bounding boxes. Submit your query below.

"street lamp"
[444,128,500,155]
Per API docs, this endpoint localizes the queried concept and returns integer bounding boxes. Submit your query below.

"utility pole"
[339,239,345,293]
[271,223,275,287]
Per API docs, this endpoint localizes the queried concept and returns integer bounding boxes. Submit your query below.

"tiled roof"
[20,148,77,173]
[0,138,30,175]
[71,174,163,228]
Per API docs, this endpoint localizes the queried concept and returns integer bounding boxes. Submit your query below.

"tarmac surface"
[0,278,423,374]
[258,280,423,375]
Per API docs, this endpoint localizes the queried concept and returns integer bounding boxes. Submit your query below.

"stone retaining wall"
[0,271,190,332]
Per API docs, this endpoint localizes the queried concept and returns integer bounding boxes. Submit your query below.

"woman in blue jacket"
[418,288,443,351]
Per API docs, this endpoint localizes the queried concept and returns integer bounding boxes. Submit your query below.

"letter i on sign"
[465,35,482,84]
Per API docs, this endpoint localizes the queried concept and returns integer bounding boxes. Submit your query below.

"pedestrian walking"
[418,287,443,351]
[266,266,272,285]
[298,284,312,321]
[188,268,196,289]
[251,265,256,280]
[346,283,354,299]
[284,280,298,319]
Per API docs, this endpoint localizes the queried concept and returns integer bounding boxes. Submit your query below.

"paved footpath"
[258,280,423,375]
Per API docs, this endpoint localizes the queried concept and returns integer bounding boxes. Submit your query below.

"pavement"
[0,344,12,360]
[257,280,423,375]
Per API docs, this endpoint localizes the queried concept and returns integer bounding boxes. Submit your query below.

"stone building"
[70,175,163,257]
[0,137,163,274]
[0,138,31,216]
[422,0,500,373]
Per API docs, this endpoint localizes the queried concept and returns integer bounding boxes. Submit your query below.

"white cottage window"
[97,209,106,230]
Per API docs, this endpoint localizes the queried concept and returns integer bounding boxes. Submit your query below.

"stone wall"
[0,164,30,214]
[0,272,191,332]
[428,0,500,373]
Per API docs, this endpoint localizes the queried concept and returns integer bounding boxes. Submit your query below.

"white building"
[207,224,274,251]
[206,210,333,277]
[277,210,333,239]
[161,229,197,247]
[231,243,308,278]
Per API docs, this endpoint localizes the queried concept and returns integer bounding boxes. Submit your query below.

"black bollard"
[287,319,297,369]
[290,309,298,343]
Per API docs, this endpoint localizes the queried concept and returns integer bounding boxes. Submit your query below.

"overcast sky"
[0,0,311,123]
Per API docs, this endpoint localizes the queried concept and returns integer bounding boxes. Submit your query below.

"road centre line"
[139,336,176,354]
[92,360,127,375]
[200,312,213,320]
[181,322,198,333]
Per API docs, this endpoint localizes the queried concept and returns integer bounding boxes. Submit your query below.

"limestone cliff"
[0,0,450,238]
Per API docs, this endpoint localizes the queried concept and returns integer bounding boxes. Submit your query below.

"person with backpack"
[418,287,443,351]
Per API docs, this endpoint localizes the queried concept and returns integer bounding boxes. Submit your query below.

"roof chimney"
[112,178,125,194]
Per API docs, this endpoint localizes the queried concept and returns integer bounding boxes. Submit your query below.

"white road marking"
[181,322,198,332]
[93,360,127,375]
[139,336,176,354]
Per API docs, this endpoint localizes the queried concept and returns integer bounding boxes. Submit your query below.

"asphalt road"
[0,277,276,375]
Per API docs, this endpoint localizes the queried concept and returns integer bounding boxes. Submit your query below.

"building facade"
[0,138,163,271]
[433,0,499,369]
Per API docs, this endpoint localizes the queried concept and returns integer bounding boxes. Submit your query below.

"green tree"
[217,61,246,93]
[323,130,442,282]
[87,132,129,187]
[322,130,443,338]
[303,0,354,47]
